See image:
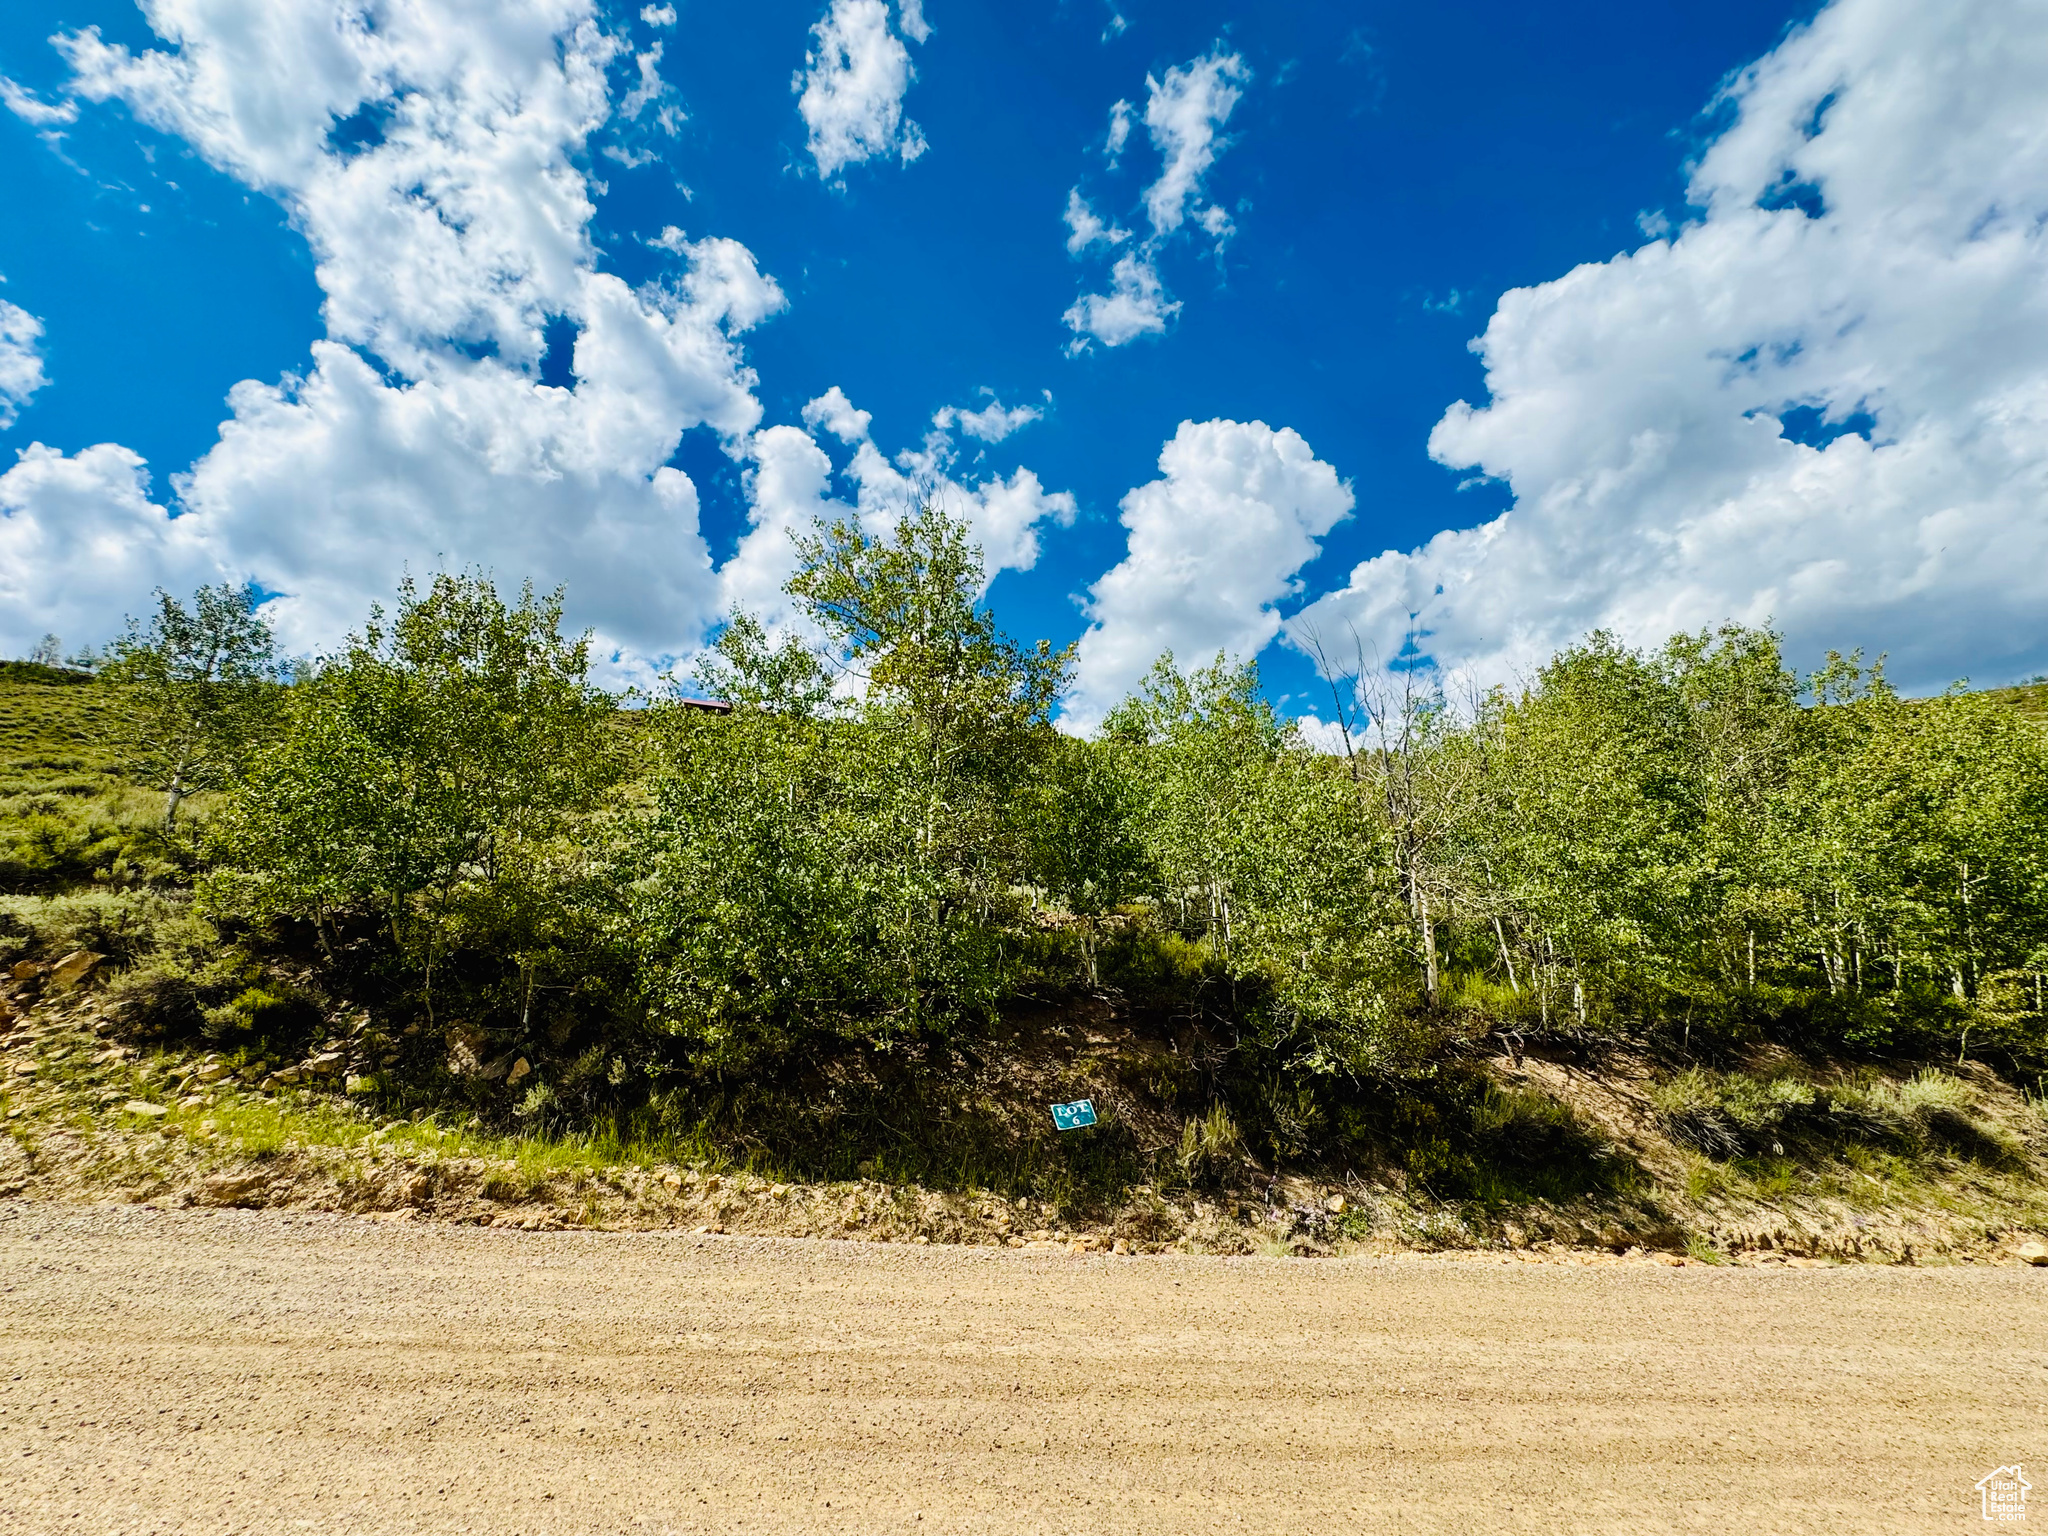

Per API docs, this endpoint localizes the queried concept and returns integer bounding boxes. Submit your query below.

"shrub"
[0,889,185,966]
[200,982,325,1051]
[1653,1068,1747,1158]
[1174,1103,1242,1186]
[1656,1066,2013,1163]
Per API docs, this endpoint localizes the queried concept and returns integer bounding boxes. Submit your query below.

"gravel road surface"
[1,1201,2040,1533]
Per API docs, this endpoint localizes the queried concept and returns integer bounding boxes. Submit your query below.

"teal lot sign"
[1050,1098,1097,1131]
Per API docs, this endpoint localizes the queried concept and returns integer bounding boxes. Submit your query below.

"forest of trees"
[16,504,2048,1166]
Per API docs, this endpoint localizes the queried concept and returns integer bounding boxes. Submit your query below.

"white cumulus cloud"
[1068,419,1354,727]
[1141,49,1249,241]
[0,299,50,429]
[1293,0,2048,695]
[800,384,873,444]
[793,0,927,183]
[1064,252,1179,352]
[1062,49,1249,351]
[932,393,1043,444]
[723,389,1074,633]
[1063,188,1128,255]
[0,76,79,127]
[0,445,216,651]
[617,41,682,135]
[0,0,783,667]
[1104,98,1132,162]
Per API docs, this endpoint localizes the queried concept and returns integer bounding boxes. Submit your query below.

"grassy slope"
[0,671,167,895]
[1983,681,2048,721]
[1,672,2045,1262]
[0,668,127,785]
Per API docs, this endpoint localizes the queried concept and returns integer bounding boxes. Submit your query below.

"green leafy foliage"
[98,582,280,830]
[203,574,628,1069]
[619,504,1074,1064]
[8,531,2045,1203]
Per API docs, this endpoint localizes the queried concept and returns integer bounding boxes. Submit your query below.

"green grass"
[0,674,130,782]
[3,1032,740,1203]
[0,675,180,892]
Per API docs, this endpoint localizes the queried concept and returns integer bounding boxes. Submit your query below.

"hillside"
[1985,679,2048,721]
[4,644,2047,1265]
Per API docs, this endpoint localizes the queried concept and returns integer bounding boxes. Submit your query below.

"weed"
[1681,1154,1733,1203]
[1683,1231,1726,1264]
[1731,1155,1799,1199]
[1175,1102,1242,1185]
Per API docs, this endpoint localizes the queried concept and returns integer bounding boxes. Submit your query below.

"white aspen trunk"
[163,766,187,832]
[1958,861,1976,997]
[1421,891,1438,1007]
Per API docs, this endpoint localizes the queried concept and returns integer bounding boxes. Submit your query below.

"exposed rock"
[11,960,47,982]
[306,1051,346,1076]
[505,1057,531,1086]
[662,1173,683,1191]
[268,1066,304,1086]
[48,951,103,989]
[769,1184,789,1199]
[202,1172,269,1205]
[446,1032,485,1077]
[2019,1241,2048,1267]
[194,1062,234,1084]
[123,1101,167,1118]
[345,1076,374,1094]
[0,1132,28,1193]
[1326,1194,1348,1216]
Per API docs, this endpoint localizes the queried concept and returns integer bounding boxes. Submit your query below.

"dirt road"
[0,1202,2039,1534]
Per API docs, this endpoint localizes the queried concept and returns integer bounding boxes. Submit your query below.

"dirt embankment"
[2,1202,2043,1534]
[6,954,2048,1266]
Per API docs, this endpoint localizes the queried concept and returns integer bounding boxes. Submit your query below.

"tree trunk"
[1958,861,1977,999]
[1421,892,1438,1008]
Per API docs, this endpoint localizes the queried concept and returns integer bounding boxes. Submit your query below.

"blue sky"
[2,0,2044,721]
